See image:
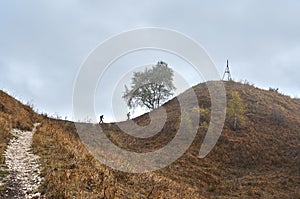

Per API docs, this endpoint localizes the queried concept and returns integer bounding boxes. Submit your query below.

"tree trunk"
[233,113,237,130]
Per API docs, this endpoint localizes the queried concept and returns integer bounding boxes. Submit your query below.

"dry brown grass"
[0,90,37,196]
[31,118,117,198]
[32,118,203,198]
[1,81,300,198]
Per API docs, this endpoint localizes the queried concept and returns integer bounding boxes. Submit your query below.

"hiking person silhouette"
[127,112,130,120]
[99,115,104,124]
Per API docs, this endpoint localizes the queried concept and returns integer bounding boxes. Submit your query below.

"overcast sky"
[0,1,299,122]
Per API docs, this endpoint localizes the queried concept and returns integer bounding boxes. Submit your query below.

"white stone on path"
[4,123,43,199]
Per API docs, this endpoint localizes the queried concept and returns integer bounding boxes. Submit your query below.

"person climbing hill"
[99,115,104,124]
[127,112,130,120]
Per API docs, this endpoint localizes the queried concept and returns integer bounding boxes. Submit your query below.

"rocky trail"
[3,123,43,198]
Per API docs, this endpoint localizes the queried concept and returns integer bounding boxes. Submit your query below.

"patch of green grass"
[0,167,8,193]
[0,169,8,179]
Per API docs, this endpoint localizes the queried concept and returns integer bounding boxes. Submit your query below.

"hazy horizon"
[1,1,299,122]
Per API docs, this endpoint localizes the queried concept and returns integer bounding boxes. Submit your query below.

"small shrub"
[270,107,285,125]
[227,91,246,130]
[269,87,279,93]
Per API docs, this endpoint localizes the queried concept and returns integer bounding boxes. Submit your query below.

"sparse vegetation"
[269,87,279,93]
[0,90,37,196]
[31,119,116,198]
[270,106,285,125]
[227,91,246,130]
[0,81,299,198]
[193,107,210,129]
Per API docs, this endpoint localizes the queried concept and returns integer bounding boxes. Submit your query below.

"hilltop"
[0,81,299,198]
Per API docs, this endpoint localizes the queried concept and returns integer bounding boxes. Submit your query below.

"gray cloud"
[0,0,299,120]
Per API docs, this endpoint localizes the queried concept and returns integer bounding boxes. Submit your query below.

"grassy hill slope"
[0,90,37,193]
[0,81,299,198]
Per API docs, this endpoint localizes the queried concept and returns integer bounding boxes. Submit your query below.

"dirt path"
[4,123,43,198]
